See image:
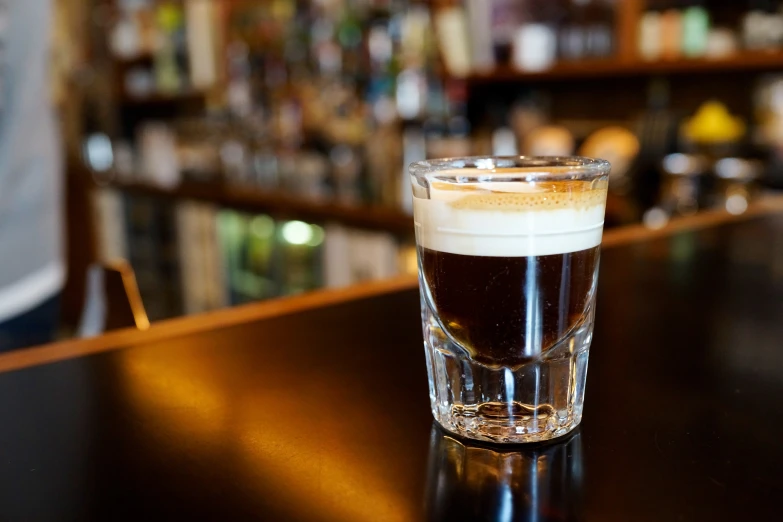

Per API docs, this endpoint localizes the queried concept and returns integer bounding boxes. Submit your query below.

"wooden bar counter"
[1,203,782,521]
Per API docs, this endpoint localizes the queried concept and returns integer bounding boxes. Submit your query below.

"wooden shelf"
[119,90,207,106]
[104,180,414,236]
[115,54,154,68]
[466,52,783,83]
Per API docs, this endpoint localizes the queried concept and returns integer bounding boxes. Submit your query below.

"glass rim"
[409,155,611,182]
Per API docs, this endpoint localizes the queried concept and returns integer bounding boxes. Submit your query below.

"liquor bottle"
[225,40,253,117]
[639,10,663,61]
[490,0,520,66]
[560,0,588,61]
[154,2,186,93]
[443,80,472,157]
[587,0,616,58]
[434,5,472,77]
[743,0,783,50]
[110,4,142,59]
[660,1,683,60]
[465,0,496,72]
[681,0,710,58]
[185,0,218,89]
[336,3,364,79]
[311,10,342,77]
[277,219,325,295]
[513,0,558,71]
[400,123,425,213]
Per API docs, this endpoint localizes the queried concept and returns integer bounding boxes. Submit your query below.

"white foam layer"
[413,193,606,257]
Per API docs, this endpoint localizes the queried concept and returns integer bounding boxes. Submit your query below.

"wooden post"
[57,0,98,328]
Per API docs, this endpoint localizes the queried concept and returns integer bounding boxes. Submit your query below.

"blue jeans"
[0,294,60,353]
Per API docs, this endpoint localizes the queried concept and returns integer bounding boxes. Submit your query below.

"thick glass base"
[423,305,593,444]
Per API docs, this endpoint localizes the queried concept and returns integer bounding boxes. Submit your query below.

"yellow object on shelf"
[156,4,183,32]
[682,100,746,144]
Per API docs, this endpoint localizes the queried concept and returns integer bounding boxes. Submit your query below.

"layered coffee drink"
[416,179,606,368]
[411,159,609,444]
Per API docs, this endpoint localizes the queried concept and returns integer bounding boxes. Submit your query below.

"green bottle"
[682,3,710,58]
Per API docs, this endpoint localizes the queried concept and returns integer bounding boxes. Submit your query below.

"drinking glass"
[410,156,610,443]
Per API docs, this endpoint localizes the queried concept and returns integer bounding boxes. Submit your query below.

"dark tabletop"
[1,214,783,522]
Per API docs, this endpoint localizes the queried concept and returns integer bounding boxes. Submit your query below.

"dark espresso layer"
[421,246,600,367]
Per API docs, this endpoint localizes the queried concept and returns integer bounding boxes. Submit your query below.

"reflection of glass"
[425,425,584,522]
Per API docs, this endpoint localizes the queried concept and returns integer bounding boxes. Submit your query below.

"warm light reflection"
[120,350,226,438]
[119,349,412,522]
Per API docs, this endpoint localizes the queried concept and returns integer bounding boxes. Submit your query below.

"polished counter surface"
[0,209,782,521]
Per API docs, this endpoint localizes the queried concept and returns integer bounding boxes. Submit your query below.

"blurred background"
[51,0,783,328]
